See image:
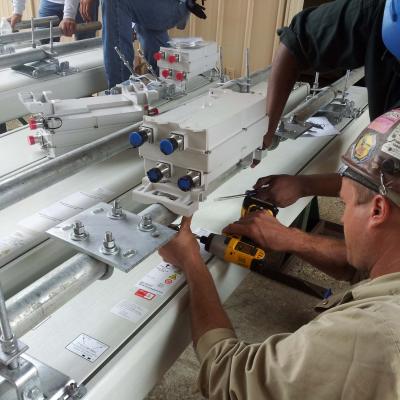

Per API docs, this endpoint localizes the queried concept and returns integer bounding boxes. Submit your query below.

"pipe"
[284,67,365,123]
[0,22,102,45]
[0,283,19,369]
[0,122,141,212]
[7,254,108,338]
[14,16,60,30]
[7,205,177,338]
[0,37,102,70]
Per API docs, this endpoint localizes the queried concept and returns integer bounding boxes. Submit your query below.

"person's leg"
[38,0,63,43]
[132,0,189,72]
[75,0,99,40]
[135,25,170,72]
[131,0,188,31]
[102,0,134,88]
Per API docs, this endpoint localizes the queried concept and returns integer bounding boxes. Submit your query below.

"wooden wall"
[1,0,37,20]
[1,0,305,78]
[170,0,304,78]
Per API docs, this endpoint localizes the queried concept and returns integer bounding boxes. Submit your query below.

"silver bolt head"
[71,220,88,240]
[73,221,85,235]
[138,214,155,232]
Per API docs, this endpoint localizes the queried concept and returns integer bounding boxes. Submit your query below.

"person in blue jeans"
[39,0,99,41]
[101,0,206,88]
[10,0,99,40]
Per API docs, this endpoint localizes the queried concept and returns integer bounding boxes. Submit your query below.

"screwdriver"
[214,185,270,202]
[214,189,258,201]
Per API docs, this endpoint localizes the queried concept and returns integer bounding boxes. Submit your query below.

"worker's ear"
[369,195,390,227]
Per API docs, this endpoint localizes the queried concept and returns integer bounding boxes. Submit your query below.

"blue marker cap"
[129,131,145,148]
[178,175,194,192]
[160,138,177,155]
[147,168,163,183]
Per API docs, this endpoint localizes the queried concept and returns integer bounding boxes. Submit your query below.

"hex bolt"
[103,231,115,249]
[101,231,119,255]
[71,220,88,240]
[108,200,125,219]
[139,214,155,232]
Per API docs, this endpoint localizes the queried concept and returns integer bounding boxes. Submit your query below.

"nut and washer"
[108,200,125,220]
[138,214,155,232]
[100,231,119,255]
[70,221,89,241]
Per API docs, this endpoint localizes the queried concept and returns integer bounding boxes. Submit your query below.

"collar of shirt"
[315,271,400,311]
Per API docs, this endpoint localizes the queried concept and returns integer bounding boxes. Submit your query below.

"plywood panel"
[1,0,37,20]
[171,0,303,78]
[250,0,281,72]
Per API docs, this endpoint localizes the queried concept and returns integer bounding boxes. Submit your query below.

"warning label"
[66,333,109,363]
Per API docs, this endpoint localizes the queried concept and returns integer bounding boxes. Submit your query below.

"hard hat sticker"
[368,110,400,134]
[351,132,377,163]
[382,125,400,161]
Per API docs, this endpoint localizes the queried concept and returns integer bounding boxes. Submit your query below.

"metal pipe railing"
[284,67,365,123]
[7,254,108,338]
[0,122,141,212]
[0,37,102,70]
[7,204,177,337]
[14,16,60,30]
[0,21,101,45]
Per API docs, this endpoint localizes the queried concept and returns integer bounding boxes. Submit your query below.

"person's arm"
[264,43,299,148]
[60,0,79,36]
[264,0,371,148]
[79,0,96,22]
[253,173,342,208]
[223,212,355,282]
[159,217,233,345]
[10,0,25,29]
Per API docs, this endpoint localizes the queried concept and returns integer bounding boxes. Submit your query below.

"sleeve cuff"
[195,328,236,362]
[278,27,308,69]
[13,6,24,15]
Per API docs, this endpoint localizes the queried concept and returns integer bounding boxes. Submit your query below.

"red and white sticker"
[135,262,185,296]
[134,289,156,301]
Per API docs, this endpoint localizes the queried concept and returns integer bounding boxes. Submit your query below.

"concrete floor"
[146,197,348,399]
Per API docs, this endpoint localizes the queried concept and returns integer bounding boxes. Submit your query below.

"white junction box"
[156,41,218,83]
[19,80,159,158]
[132,87,267,216]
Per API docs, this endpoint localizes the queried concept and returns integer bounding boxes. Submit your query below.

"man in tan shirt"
[159,110,400,399]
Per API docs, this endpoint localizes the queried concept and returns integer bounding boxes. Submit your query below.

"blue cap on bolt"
[160,138,178,155]
[129,131,146,148]
[178,175,194,192]
[147,168,163,183]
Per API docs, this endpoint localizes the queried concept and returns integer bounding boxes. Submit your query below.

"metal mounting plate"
[47,202,177,273]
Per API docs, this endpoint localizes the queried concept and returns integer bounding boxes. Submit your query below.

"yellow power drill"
[199,194,278,270]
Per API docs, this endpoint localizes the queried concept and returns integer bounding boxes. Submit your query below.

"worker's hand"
[79,0,95,22]
[253,174,306,208]
[262,131,275,150]
[59,18,76,36]
[9,14,22,30]
[159,216,201,271]
[223,212,295,252]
